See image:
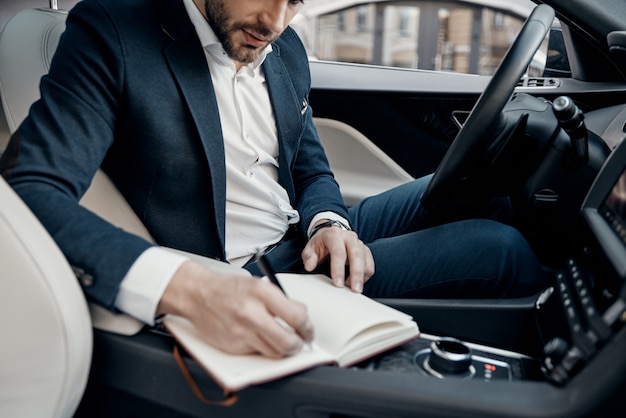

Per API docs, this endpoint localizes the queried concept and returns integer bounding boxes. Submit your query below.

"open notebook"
[163,273,419,392]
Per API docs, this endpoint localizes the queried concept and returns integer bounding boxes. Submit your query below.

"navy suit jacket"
[3,0,348,308]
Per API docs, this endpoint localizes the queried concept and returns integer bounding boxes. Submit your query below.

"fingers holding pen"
[232,284,314,357]
[255,251,315,351]
[264,292,315,355]
[160,261,314,358]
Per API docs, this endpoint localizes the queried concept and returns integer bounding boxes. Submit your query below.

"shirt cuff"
[307,211,350,239]
[114,246,189,326]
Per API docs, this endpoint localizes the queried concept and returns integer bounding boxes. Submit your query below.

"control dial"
[422,338,475,379]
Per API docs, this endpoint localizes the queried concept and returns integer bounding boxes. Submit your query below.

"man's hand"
[157,261,314,358]
[301,223,375,293]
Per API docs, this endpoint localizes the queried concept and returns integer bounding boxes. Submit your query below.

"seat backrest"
[314,117,413,206]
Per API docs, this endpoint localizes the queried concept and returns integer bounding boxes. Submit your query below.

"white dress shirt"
[114,0,346,324]
[202,29,300,262]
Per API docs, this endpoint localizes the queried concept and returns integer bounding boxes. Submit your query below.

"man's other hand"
[301,224,374,293]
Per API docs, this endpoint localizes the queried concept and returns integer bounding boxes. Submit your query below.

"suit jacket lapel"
[159,0,227,250]
[263,46,302,201]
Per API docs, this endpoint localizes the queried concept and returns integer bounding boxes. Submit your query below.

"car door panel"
[309,61,485,179]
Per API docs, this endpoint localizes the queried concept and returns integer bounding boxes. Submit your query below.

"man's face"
[203,0,304,65]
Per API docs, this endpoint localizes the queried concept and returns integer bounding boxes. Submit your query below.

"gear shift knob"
[552,96,589,165]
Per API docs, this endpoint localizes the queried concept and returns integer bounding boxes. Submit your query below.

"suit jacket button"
[81,274,94,287]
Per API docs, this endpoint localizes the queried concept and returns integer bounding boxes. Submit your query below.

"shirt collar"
[182,0,272,71]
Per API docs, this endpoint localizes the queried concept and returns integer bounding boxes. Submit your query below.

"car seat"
[314,117,413,206]
[0,146,92,418]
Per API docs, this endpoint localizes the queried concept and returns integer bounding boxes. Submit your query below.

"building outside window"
[295,0,538,76]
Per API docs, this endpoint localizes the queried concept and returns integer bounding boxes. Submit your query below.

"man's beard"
[204,0,277,64]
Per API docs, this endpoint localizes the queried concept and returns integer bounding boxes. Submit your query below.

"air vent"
[517,77,560,88]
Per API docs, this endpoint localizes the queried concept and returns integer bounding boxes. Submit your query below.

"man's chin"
[230,46,263,64]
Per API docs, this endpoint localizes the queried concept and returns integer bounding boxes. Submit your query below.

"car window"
[294,0,561,77]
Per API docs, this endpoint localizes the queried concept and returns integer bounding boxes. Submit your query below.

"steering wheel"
[420,5,555,209]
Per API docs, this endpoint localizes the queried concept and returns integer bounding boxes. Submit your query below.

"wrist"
[308,219,351,240]
[157,260,202,317]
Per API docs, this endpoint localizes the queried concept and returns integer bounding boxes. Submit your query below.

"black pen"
[254,250,286,294]
[255,251,312,349]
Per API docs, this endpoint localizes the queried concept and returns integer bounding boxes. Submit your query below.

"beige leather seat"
[0,151,92,418]
[314,117,413,206]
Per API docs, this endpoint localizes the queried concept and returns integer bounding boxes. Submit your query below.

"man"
[0,0,546,358]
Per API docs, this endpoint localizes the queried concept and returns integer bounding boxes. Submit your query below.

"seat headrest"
[0,8,67,135]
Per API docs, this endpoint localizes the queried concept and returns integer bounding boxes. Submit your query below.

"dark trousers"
[246,175,548,299]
